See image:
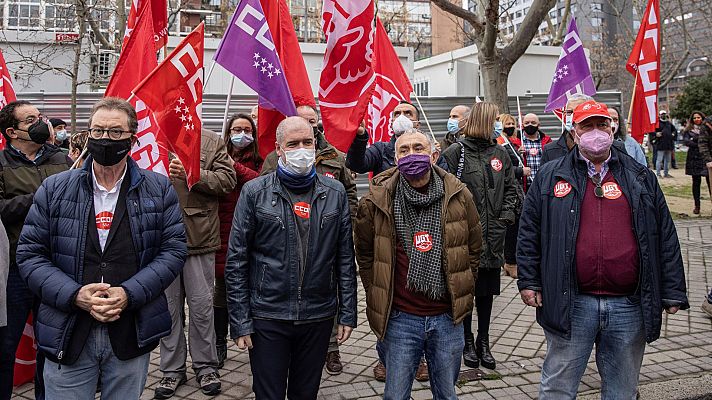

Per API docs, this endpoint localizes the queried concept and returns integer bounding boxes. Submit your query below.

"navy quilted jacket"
[16,157,187,361]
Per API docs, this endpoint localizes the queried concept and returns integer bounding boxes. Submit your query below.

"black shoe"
[476,334,496,370]
[463,336,479,368]
[197,371,221,396]
[154,374,187,399]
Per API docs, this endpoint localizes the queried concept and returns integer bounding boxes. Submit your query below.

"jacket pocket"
[183,207,214,247]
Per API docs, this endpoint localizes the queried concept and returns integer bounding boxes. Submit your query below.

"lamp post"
[686,57,709,74]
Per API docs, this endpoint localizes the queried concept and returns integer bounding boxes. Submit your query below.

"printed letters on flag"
[123,0,168,50]
[365,18,413,145]
[319,0,375,152]
[545,18,596,112]
[0,49,17,150]
[106,3,169,176]
[133,23,204,188]
[626,0,660,143]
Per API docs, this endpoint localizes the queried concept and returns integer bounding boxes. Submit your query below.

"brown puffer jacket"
[354,166,482,339]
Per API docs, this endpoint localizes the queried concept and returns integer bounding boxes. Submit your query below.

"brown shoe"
[694,206,701,215]
[373,361,386,381]
[325,351,343,375]
[415,359,429,381]
[503,263,518,279]
[702,299,712,318]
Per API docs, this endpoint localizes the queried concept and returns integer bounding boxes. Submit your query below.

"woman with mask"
[609,107,646,167]
[682,111,710,214]
[213,113,262,366]
[440,102,519,370]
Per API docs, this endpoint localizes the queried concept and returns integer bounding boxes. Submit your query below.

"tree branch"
[502,0,557,63]
[430,0,483,39]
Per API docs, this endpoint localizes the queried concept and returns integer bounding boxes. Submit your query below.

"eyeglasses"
[230,127,252,135]
[17,114,45,126]
[592,173,604,198]
[86,128,134,140]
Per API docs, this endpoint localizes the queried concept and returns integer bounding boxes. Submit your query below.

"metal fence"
[18,91,621,195]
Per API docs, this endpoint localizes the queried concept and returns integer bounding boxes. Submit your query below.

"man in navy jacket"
[16,98,186,399]
[517,100,688,399]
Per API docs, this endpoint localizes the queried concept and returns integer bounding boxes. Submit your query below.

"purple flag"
[214,0,297,116]
[544,18,596,112]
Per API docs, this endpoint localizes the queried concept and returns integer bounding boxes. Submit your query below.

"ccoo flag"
[545,18,596,112]
[0,49,17,150]
[214,0,296,119]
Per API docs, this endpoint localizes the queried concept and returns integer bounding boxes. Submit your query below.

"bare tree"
[431,0,558,112]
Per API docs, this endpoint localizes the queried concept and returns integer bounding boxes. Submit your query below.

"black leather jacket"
[225,173,357,338]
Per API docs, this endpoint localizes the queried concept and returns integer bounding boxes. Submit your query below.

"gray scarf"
[394,170,446,300]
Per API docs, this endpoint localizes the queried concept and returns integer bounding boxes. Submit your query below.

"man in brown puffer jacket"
[354,129,481,399]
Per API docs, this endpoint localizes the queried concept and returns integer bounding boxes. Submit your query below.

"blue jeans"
[540,294,646,400]
[707,289,712,303]
[656,150,672,176]
[43,324,150,400]
[382,310,464,400]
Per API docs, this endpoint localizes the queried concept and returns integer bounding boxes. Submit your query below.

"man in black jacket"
[517,100,688,399]
[225,116,357,399]
[655,110,677,178]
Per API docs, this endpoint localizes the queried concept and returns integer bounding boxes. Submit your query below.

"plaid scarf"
[394,170,446,300]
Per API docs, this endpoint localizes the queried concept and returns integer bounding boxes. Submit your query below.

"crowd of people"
[0,93,706,400]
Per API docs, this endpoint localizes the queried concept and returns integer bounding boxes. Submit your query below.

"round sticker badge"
[323,172,335,179]
[554,180,572,198]
[529,148,538,156]
[490,158,503,172]
[602,182,622,200]
[95,211,113,230]
[413,231,433,252]
[293,202,311,219]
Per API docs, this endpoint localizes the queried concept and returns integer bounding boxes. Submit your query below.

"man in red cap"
[516,100,689,399]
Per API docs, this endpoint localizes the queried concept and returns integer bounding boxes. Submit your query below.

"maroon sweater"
[575,172,639,295]
[393,242,451,316]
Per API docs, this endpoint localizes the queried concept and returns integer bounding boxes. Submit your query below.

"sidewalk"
[12,220,712,399]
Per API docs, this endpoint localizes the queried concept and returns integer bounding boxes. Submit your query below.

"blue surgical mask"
[230,133,254,149]
[494,121,503,135]
[564,114,574,131]
[55,129,68,142]
[447,118,460,133]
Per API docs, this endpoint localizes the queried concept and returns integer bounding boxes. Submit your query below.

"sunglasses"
[592,174,604,198]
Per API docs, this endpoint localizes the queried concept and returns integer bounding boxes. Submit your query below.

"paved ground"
[13,219,712,399]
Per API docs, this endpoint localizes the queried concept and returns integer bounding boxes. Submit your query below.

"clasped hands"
[75,283,129,323]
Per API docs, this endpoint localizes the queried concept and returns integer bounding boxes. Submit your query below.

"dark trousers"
[504,214,520,265]
[249,318,332,400]
[0,267,44,400]
[463,295,495,341]
[692,175,711,207]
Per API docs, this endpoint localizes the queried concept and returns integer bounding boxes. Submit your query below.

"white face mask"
[564,114,574,131]
[281,148,315,176]
[392,114,414,136]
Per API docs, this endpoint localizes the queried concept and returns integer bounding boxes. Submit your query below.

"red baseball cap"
[573,100,612,124]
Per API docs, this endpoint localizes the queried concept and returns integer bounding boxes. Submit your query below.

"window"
[591,17,603,27]
[7,0,41,29]
[94,51,115,78]
[591,32,602,42]
[204,12,221,26]
[414,80,429,97]
[592,3,602,11]
[45,2,76,30]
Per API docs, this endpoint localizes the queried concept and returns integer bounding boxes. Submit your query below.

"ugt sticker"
[602,182,622,200]
[490,158,503,172]
[323,172,335,179]
[293,202,311,219]
[413,231,433,252]
[554,180,572,198]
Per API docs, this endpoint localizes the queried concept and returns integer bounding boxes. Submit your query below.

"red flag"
[13,315,36,386]
[257,0,314,158]
[123,0,168,51]
[0,49,17,150]
[133,23,204,187]
[319,0,375,152]
[365,19,413,145]
[106,3,170,177]
[626,0,660,143]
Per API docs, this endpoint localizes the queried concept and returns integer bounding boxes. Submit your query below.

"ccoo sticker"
[602,182,622,200]
[293,202,311,219]
[96,211,113,230]
[554,180,572,198]
[490,158,503,172]
[413,231,433,252]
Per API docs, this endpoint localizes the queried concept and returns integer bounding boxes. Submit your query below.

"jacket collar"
[270,171,327,200]
[81,156,145,193]
[4,143,57,165]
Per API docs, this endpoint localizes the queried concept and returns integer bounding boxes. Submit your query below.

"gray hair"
[400,128,437,153]
[89,97,138,133]
[565,93,594,109]
[276,116,312,144]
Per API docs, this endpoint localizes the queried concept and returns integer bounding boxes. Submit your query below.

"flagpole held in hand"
[220,76,236,138]
[627,74,637,139]
[499,131,523,165]
[204,60,216,90]
[516,96,524,133]
[412,92,437,143]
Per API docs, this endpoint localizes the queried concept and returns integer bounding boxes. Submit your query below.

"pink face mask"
[577,128,613,158]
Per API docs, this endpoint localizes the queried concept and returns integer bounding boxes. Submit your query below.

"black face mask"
[503,126,516,136]
[16,119,51,144]
[87,138,132,166]
[523,125,539,136]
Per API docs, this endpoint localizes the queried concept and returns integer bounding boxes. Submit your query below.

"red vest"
[575,172,639,295]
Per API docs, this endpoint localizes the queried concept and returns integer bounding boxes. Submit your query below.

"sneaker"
[415,358,429,381]
[154,374,187,399]
[197,372,221,396]
[325,350,343,375]
[664,174,673,178]
[373,360,386,382]
[702,299,712,318]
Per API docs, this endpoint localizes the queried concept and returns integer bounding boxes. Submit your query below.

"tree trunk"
[480,54,513,113]
[116,0,127,45]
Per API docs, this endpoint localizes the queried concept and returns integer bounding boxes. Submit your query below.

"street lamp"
[686,57,709,74]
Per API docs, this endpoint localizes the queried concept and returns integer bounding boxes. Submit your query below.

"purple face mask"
[397,153,432,180]
[577,128,613,158]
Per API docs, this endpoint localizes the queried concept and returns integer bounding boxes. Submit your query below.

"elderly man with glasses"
[517,100,689,399]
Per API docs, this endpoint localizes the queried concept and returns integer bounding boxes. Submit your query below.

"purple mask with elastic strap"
[397,153,432,180]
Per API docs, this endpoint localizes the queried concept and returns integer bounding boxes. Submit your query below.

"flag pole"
[204,60,216,90]
[412,92,437,143]
[499,131,523,165]
[220,75,236,137]
[627,74,638,136]
[516,96,524,132]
